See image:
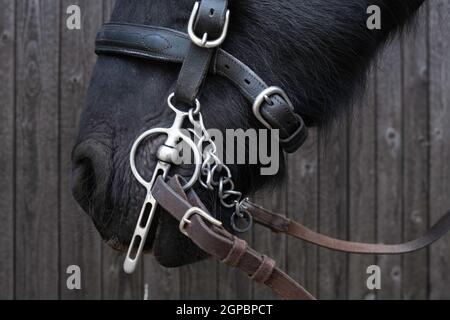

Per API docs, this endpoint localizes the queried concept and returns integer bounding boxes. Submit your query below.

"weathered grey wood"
[429,0,450,300]
[317,122,349,299]
[143,258,180,300]
[0,0,15,300]
[252,180,287,299]
[179,259,218,299]
[103,0,116,22]
[376,38,403,300]
[59,0,103,300]
[102,248,144,300]
[286,129,319,298]
[401,6,429,300]
[347,71,377,300]
[15,0,60,299]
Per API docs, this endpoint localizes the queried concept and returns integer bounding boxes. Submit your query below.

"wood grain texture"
[317,122,349,300]
[401,6,429,300]
[252,182,287,299]
[0,0,15,300]
[59,0,103,300]
[102,249,144,300]
[15,0,60,299]
[429,0,450,300]
[376,38,403,300]
[143,259,180,300]
[348,72,377,300]
[103,0,115,22]
[286,129,319,298]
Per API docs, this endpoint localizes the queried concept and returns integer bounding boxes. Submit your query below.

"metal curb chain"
[187,108,253,233]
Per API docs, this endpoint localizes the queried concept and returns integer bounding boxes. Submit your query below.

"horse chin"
[102,205,209,268]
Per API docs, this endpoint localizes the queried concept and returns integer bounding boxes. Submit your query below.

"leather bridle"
[95,0,450,299]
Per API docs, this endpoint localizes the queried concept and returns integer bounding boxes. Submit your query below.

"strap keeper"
[250,255,276,284]
[279,114,308,153]
[221,237,247,267]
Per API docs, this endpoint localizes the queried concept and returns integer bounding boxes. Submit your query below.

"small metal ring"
[130,128,201,191]
[167,93,201,115]
[231,209,253,233]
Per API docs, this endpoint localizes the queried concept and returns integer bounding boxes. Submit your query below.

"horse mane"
[111,0,425,128]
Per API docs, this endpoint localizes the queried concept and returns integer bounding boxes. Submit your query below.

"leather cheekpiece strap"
[174,0,229,106]
[152,176,316,300]
[95,23,308,153]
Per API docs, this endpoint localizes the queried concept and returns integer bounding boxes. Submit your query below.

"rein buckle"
[180,207,222,236]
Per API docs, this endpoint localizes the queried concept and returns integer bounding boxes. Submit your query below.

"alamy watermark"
[157,128,281,176]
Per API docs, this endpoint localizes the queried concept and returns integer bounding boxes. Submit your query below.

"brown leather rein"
[152,175,450,300]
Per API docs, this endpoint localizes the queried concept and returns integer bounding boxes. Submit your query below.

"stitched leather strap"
[243,199,450,255]
[95,23,308,153]
[174,0,229,106]
[151,175,450,299]
[152,176,316,300]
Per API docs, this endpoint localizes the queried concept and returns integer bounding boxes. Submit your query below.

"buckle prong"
[188,2,230,48]
[252,86,295,130]
[179,207,222,236]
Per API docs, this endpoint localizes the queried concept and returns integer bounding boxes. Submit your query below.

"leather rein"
[95,1,450,299]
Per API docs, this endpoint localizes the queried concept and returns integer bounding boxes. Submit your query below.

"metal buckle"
[179,207,222,236]
[188,2,230,48]
[252,86,295,130]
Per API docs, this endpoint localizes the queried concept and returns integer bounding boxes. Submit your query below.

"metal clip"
[230,199,253,233]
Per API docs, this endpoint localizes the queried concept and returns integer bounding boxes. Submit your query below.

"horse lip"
[105,236,155,254]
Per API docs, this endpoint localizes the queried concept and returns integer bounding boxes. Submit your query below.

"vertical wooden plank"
[60,0,103,300]
[0,0,15,300]
[317,122,349,300]
[179,256,217,299]
[102,247,144,300]
[376,38,403,300]
[252,184,287,299]
[347,72,377,300]
[15,0,60,299]
[103,0,115,22]
[429,0,450,300]
[401,6,429,300]
[143,262,180,300]
[99,0,143,300]
[286,130,319,298]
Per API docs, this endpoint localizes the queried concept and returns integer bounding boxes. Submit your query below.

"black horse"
[72,0,425,268]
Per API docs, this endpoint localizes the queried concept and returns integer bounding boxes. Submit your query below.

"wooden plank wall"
[0,1,448,300]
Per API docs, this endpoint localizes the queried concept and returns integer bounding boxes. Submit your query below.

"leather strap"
[152,176,316,300]
[151,175,450,299]
[95,23,308,153]
[243,199,450,255]
[174,0,228,106]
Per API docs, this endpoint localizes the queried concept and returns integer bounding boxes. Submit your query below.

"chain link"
[187,108,252,232]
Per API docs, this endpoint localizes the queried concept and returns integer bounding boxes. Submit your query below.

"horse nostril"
[71,140,111,217]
